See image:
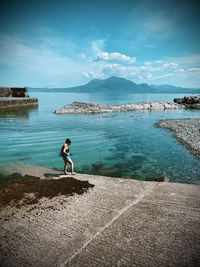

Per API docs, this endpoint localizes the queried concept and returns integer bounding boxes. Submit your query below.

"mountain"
[29,76,200,94]
[74,76,155,93]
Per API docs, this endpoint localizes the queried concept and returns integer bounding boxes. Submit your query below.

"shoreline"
[156,118,200,160]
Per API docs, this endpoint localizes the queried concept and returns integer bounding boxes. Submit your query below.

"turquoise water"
[0,92,200,184]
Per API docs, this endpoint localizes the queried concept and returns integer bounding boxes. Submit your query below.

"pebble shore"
[156,118,200,159]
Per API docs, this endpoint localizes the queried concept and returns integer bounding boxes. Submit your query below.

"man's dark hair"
[65,138,71,144]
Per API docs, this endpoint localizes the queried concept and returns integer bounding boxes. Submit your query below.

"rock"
[54,101,184,114]
[174,95,200,108]
[0,87,29,98]
[164,102,178,109]
[174,98,183,104]
[150,102,164,108]
[0,87,12,97]
[149,176,169,182]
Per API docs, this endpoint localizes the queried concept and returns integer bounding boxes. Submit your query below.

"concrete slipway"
[0,165,200,267]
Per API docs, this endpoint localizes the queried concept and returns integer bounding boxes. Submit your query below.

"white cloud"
[188,68,200,72]
[162,63,179,69]
[95,51,136,64]
[150,73,174,81]
[83,56,200,86]
[82,72,104,79]
[91,39,136,64]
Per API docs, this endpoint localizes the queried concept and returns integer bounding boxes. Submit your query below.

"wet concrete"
[0,165,199,267]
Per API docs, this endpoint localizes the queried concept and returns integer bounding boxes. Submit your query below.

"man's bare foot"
[64,171,69,175]
[71,172,76,175]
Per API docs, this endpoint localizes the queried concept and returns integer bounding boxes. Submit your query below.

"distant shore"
[156,118,200,160]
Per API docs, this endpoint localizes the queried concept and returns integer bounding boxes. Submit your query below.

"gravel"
[156,118,200,159]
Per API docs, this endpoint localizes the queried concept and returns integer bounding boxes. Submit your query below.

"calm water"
[0,92,200,184]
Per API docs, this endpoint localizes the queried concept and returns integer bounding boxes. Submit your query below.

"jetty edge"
[0,87,38,109]
[0,164,199,266]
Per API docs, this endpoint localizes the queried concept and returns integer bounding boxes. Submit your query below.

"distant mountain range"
[29,76,200,94]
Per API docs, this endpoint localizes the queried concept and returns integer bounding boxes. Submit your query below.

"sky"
[0,0,200,88]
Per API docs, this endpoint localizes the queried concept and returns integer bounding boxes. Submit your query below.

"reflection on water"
[0,105,38,118]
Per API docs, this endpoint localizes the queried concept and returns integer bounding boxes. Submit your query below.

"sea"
[0,92,200,185]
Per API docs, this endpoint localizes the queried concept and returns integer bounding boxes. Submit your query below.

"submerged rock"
[54,101,184,114]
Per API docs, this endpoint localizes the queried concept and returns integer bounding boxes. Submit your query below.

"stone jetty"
[0,97,38,109]
[54,101,183,114]
[0,87,38,109]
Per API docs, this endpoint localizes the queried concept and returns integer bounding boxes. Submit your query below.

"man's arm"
[63,144,69,155]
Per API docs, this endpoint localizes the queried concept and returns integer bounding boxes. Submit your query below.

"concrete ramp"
[0,166,199,267]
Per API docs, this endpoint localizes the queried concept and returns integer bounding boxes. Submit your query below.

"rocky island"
[54,101,184,114]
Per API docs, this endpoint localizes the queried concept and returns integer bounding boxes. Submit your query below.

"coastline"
[0,165,200,266]
[156,118,200,160]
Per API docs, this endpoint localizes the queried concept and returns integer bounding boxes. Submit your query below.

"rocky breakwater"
[174,95,200,109]
[156,119,200,159]
[54,101,183,114]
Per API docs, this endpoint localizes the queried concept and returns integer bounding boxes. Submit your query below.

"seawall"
[0,97,38,109]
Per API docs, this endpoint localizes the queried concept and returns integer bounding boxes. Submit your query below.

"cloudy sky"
[0,0,200,88]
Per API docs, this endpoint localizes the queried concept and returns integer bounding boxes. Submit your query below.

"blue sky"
[0,0,200,88]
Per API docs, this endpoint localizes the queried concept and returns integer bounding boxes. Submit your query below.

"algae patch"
[0,173,94,207]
